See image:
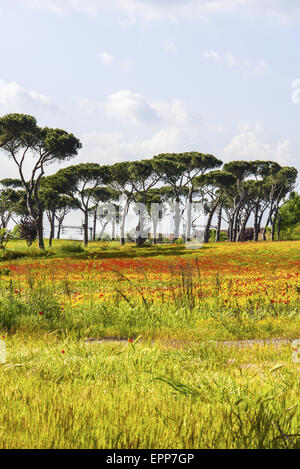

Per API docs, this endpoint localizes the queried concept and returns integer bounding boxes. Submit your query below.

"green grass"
[0,239,299,448]
[0,267,298,341]
[0,333,299,449]
[1,238,189,261]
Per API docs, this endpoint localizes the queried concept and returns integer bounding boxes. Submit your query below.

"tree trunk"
[37,210,45,250]
[93,209,97,241]
[237,213,251,242]
[263,208,273,241]
[254,205,260,242]
[48,210,55,248]
[203,206,217,244]
[263,198,275,241]
[173,199,181,242]
[83,210,89,247]
[120,200,129,246]
[111,217,116,241]
[57,222,62,239]
[120,215,126,246]
[98,222,108,241]
[277,215,282,241]
[151,203,161,245]
[186,192,193,242]
[136,202,147,247]
[233,209,241,242]
[26,191,44,249]
[271,207,279,241]
[153,219,158,244]
[215,203,223,242]
[228,217,234,242]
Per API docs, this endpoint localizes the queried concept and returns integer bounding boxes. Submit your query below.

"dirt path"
[85,337,298,348]
[212,338,295,348]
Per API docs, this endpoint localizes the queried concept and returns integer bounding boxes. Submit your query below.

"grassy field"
[0,240,299,448]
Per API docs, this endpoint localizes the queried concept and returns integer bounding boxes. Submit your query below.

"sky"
[0,0,299,231]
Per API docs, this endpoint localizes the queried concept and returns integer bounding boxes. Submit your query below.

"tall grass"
[0,257,299,341]
[0,241,299,448]
[0,335,299,449]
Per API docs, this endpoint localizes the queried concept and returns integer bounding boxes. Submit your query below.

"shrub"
[0,250,27,261]
[10,225,21,240]
[141,240,152,247]
[26,247,55,258]
[19,217,38,247]
[174,238,184,245]
[0,294,31,331]
[239,227,254,242]
[0,228,10,250]
[58,242,84,254]
[0,287,63,332]
[0,267,10,276]
[209,229,228,242]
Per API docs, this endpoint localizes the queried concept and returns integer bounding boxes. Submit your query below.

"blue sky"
[0,0,299,184]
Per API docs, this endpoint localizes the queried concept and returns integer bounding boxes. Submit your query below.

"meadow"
[0,239,299,449]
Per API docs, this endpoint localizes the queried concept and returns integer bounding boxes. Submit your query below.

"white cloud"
[73,90,221,164]
[81,125,202,163]
[14,0,300,23]
[98,54,133,70]
[203,49,267,73]
[75,90,203,127]
[78,99,215,163]
[119,58,134,71]
[224,123,295,166]
[0,79,57,114]
[15,0,107,15]
[99,52,114,66]
[123,127,183,156]
[291,79,300,104]
[103,90,159,125]
[152,99,201,126]
[73,96,97,114]
[163,40,177,54]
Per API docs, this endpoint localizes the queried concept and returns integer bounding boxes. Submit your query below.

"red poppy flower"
[61,350,65,354]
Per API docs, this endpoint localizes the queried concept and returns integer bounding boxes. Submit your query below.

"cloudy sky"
[0,0,300,184]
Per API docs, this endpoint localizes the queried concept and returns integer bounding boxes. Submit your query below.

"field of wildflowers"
[0,240,299,448]
[0,240,299,340]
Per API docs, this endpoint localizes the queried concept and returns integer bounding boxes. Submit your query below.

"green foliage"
[279,192,300,239]
[0,294,30,330]
[18,217,37,247]
[40,127,82,160]
[0,287,62,331]
[209,229,228,242]
[26,247,55,258]
[0,250,27,261]
[174,238,184,245]
[0,113,39,148]
[58,242,85,254]
[223,161,253,181]
[0,228,10,250]
[0,267,10,276]
[0,113,82,249]
[10,225,21,239]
